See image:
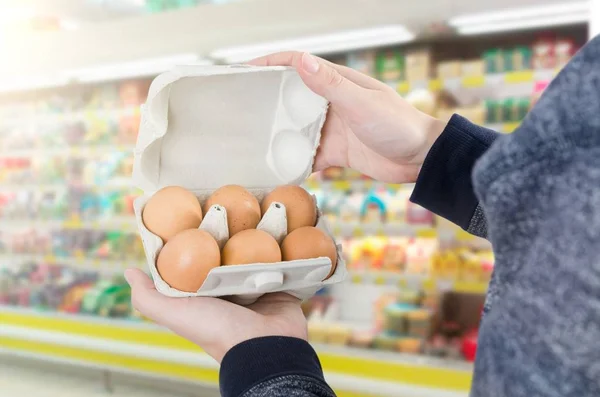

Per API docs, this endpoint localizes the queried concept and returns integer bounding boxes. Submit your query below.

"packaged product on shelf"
[406,309,432,338]
[397,337,423,354]
[405,49,431,82]
[375,49,405,82]
[321,167,345,180]
[360,191,387,223]
[555,38,576,68]
[507,46,533,71]
[485,99,501,123]
[374,332,401,351]
[347,51,376,76]
[349,329,375,348]
[405,201,434,225]
[483,49,504,74]
[348,237,386,271]
[436,61,462,79]
[383,302,413,334]
[532,37,556,70]
[133,66,346,304]
[460,59,485,77]
[380,238,408,273]
[405,237,438,275]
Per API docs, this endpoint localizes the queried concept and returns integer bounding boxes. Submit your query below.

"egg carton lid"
[132,64,329,194]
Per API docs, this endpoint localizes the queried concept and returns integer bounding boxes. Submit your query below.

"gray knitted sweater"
[219,36,600,397]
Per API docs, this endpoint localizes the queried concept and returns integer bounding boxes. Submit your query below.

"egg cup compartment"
[132,65,346,302]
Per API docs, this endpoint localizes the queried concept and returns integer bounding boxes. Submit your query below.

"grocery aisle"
[0,356,219,397]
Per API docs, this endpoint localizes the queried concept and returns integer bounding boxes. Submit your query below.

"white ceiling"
[0,0,583,77]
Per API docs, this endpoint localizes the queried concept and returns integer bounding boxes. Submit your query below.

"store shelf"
[0,107,140,127]
[0,216,138,231]
[348,271,489,295]
[0,254,144,274]
[0,306,471,397]
[0,145,135,158]
[485,122,521,133]
[397,69,558,94]
[330,222,436,238]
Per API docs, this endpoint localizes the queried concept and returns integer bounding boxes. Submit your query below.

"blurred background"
[0,1,598,396]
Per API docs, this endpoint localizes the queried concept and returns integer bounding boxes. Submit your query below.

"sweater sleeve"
[410,114,499,238]
[219,337,336,397]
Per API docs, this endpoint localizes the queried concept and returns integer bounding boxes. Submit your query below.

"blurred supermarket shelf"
[484,122,521,134]
[398,69,558,95]
[348,270,488,295]
[0,107,141,127]
[0,306,472,397]
[0,254,144,274]
[330,221,437,238]
[305,179,413,193]
[0,181,137,193]
[1,144,135,158]
[0,216,138,231]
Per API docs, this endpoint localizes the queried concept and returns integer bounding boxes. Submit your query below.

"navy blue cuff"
[410,114,498,230]
[219,336,325,397]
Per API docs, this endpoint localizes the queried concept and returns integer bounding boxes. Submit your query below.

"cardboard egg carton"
[132,64,347,304]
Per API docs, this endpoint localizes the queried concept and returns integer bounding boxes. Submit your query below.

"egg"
[281,226,338,280]
[156,229,220,292]
[142,186,202,242]
[222,229,282,265]
[261,185,317,233]
[204,185,261,237]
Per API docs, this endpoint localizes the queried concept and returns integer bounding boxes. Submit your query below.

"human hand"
[249,52,446,183]
[125,268,308,363]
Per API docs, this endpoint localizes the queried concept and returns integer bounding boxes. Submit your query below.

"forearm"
[220,337,335,397]
[410,114,500,238]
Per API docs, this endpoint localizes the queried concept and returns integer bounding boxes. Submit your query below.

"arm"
[410,114,500,238]
[220,337,335,397]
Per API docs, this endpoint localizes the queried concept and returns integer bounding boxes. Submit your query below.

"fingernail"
[302,53,320,74]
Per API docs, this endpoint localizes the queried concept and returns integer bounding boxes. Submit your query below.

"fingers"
[249,52,376,106]
[125,268,172,322]
[248,51,383,90]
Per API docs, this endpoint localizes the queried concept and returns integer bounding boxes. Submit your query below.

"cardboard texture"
[133,65,347,303]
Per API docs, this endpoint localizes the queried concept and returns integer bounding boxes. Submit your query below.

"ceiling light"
[457,13,589,35]
[450,2,589,26]
[69,53,210,83]
[450,2,590,35]
[210,25,415,63]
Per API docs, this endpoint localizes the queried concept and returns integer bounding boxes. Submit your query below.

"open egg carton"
[133,64,347,304]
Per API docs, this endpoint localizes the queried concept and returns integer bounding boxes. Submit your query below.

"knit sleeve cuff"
[410,114,498,230]
[219,336,325,397]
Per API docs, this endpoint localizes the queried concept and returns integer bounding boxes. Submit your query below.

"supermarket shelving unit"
[0,306,472,397]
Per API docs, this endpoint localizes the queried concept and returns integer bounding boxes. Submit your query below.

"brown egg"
[281,226,338,280]
[222,229,282,266]
[156,229,220,292]
[261,185,317,233]
[142,186,202,242]
[204,185,261,237]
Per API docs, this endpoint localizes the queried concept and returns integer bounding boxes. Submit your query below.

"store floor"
[0,355,219,397]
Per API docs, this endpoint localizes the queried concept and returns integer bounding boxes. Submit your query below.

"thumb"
[298,52,362,107]
[125,268,167,321]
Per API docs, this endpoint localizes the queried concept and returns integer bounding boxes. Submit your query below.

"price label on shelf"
[351,274,363,284]
[416,228,437,238]
[332,180,351,191]
[504,70,534,84]
[462,75,485,88]
[374,275,386,285]
[352,226,364,237]
[43,254,56,263]
[428,79,443,91]
[397,81,410,93]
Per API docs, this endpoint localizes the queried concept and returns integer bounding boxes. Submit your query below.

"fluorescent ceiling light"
[450,2,590,35]
[69,53,210,83]
[450,2,589,26]
[210,25,415,63]
[458,13,589,35]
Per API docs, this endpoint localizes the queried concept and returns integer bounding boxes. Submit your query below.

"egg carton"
[132,64,347,304]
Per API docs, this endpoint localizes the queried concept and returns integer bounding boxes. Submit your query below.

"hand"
[125,268,308,363]
[249,52,446,183]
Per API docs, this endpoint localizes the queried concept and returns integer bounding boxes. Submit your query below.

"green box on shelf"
[485,99,501,123]
[483,49,504,74]
[375,50,405,82]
